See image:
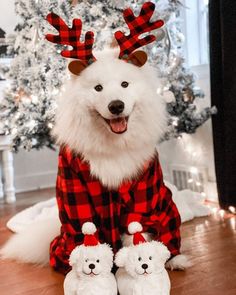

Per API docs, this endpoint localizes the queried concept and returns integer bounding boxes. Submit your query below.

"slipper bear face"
[69,243,114,277]
[115,240,170,278]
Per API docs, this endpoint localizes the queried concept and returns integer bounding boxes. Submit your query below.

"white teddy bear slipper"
[64,222,117,295]
[115,222,171,295]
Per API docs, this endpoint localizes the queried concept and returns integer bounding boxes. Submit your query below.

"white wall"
[158,64,217,201]
[0,0,18,34]
[13,148,58,192]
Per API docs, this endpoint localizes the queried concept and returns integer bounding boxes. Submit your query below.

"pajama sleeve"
[152,181,181,257]
[120,156,181,258]
[50,147,91,274]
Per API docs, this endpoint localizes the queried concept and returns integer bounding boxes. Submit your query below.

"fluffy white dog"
[0,3,190,273]
[64,222,117,295]
[115,222,171,295]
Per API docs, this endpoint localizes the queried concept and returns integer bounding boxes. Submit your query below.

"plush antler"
[46,13,96,64]
[115,1,164,59]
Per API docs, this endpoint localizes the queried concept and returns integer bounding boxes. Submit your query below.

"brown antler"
[114,1,164,59]
[46,13,96,64]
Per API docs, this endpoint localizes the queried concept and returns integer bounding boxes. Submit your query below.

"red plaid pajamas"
[50,146,181,274]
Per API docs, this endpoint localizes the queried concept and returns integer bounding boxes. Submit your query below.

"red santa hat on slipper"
[128,221,146,245]
[82,222,99,246]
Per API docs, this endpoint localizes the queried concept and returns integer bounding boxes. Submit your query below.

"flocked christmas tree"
[0,0,217,151]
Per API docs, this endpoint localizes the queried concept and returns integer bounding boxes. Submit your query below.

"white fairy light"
[12,128,18,135]
[31,95,38,103]
[172,118,178,126]
[48,123,53,129]
[219,209,225,218]
[228,206,236,214]
[187,178,193,183]
[52,88,59,95]
[230,217,235,230]
[196,181,201,186]
[190,167,198,174]
[201,192,206,197]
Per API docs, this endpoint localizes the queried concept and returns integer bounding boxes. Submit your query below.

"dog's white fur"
[64,243,117,295]
[53,48,167,188]
[115,241,171,295]
[0,217,60,265]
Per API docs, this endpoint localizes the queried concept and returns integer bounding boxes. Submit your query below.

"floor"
[0,188,235,295]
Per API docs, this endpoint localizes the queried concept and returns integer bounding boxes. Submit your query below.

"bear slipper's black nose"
[108,100,125,115]
[89,263,95,269]
[142,263,148,269]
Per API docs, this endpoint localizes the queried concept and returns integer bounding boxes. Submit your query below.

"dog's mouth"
[104,116,129,134]
[83,270,99,276]
[138,270,151,275]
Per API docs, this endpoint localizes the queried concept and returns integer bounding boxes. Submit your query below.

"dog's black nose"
[142,264,148,269]
[108,100,124,115]
[89,263,95,269]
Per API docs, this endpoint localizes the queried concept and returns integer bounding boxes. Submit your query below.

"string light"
[48,123,53,129]
[190,167,198,174]
[172,118,179,126]
[228,206,235,214]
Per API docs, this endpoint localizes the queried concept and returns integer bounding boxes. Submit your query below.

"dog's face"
[54,48,166,153]
[115,241,170,278]
[78,53,151,135]
[69,243,113,278]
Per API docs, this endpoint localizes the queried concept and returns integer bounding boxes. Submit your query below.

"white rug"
[7,181,210,234]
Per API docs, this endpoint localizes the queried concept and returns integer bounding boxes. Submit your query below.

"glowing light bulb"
[172,119,178,126]
[228,206,235,214]
[196,181,201,186]
[188,178,193,183]
[212,207,218,213]
[190,167,198,174]
[219,209,225,218]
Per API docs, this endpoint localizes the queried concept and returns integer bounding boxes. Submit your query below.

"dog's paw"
[165,254,192,271]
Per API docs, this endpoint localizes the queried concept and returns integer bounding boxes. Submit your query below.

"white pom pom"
[82,222,97,235]
[128,222,143,234]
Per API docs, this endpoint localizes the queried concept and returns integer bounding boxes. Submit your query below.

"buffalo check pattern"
[50,146,181,274]
[115,1,164,59]
[46,13,96,63]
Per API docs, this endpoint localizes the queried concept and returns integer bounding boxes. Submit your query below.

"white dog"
[115,222,171,295]
[64,222,117,295]
[0,3,189,273]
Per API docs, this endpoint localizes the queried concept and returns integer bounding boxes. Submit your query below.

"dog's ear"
[115,247,129,267]
[69,246,83,267]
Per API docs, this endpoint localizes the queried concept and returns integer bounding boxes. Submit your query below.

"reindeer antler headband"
[46,1,164,75]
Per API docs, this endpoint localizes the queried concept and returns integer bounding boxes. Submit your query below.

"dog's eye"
[121,81,129,88]
[94,84,103,92]
[149,256,152,260]
[85,259,89,262]
[96,259,100,263]
[138,257,142,261]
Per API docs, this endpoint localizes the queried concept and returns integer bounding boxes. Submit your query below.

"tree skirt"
[7,181,210,234]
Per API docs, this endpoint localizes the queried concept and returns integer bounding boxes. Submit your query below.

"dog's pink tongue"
[109,118,127,133]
